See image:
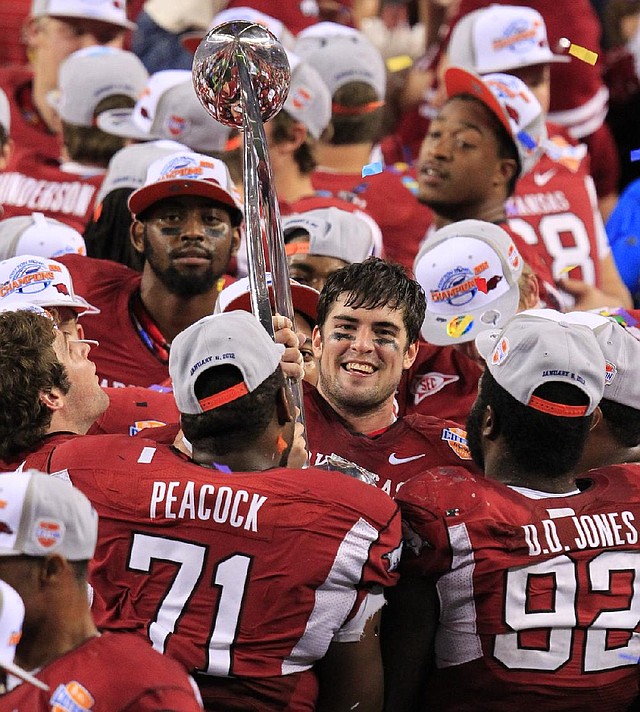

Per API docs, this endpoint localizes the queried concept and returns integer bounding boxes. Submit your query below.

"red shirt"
[304,381,481,497]
[311,163,433,273]
[2,632,202,711]
[58,255,233,388]
[506,123,610,293]
[397,464,640,710]
[398,341,483,424]
[42,434,400,710]
[89,387,179,436]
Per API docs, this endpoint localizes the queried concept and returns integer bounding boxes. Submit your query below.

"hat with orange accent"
[0,580,49,690]
[169,311,284,414]
[97,70,233,153]
[475,310,605,416]
[0,470,98,560]
[215,272,319,324]
[128,150,243,224]
[0,255,99,315]
[31,0,137,30]
[444,66,546,176]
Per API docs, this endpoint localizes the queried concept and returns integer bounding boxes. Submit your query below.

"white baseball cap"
[97,70,233,153]
[476,311,606,416]
[215,273,320,324]
[283,53,332,140]
[49,47,148,127]
[294,22,387,100]
[31,0,137,30]
[169,311,284,415]
[516,308,640,410]
[0,580,49,691]
[128,151,243,223]
[444,66,547,176]
[448,5,570,75]
[0,212,86,260]
[94,140,190,209]
[283,206,378,264]
[0,89,10,136]
[0,255,99,315]
[415,220,523,346]
[182,6,296,54]
[0,470,98,560]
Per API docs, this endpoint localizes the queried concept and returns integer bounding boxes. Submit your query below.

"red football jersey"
[397,464,640,710]
[311,164,433,273]
[397,341,483,424]
[304,382,480,497]
[2,632,202,711]
[506,124,609,298]
[43,435,401,710]
[0,162,103,234]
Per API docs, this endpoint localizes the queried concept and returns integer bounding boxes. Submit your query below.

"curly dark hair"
[0,311,69,458]
[316,257,426,346]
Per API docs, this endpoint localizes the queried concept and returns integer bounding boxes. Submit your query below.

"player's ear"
[275,385,295,426]
[496,158,518,190]
[312,325,322,359]
[130,220,145,255]
[39,388,65,413]
[483,404,500,440]
[403,340,419,370]
[589,406,603,432]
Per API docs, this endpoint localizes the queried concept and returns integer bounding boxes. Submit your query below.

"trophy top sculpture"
[192,20,291,129]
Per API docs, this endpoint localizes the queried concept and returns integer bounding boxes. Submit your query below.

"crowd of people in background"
[0,1,640,711]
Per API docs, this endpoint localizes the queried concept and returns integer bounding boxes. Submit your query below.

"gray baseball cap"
[31,0,137,30]
[283,53,332,140]
[0,212,86,260]
[49,47,148,127]
[476,311,606,417]
[294,22,387,100]
[448,5,570,74]
[517,308,640,410]
[97,70,233,153]
[283,207,377,264]
[414,219,523,346]
[169,311,284,415]
[94,139,189,208]
[0,470,98,561]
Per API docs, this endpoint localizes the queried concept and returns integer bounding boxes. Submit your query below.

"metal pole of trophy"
[192,20,308,453]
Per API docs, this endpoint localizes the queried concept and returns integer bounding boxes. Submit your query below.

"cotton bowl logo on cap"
[491,336,510,365]
[158,155,202,181]
[34,518,64,551]
[493,17,541,55]
[0,259,62,299]
[166,114,189,137]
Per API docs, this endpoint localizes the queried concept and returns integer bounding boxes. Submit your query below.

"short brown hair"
[0,311,69,458]
[329,81,385,145]
[62,94,134,166]
[270,111,318,175]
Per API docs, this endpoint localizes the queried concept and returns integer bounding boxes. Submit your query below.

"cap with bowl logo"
[0,579,49,691]
[49,47,148,127]
[31,0,137,30]
[128,151,243,224]
[448,5,570,75]
[97,70,233,153]
[294,22,387,101]
[94,140,189,210]
[169,311,285,415]
[414,219,523,346]
[0,212,86,261]
[215,272,320,325]
[444,66,547,176]
[283,53,332,140]
[0,470,98,560]
[283,206,378,264]
[475,311,606,417]
[181,6,296,54]
[515,308,640,410]
[0,255,99,315]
